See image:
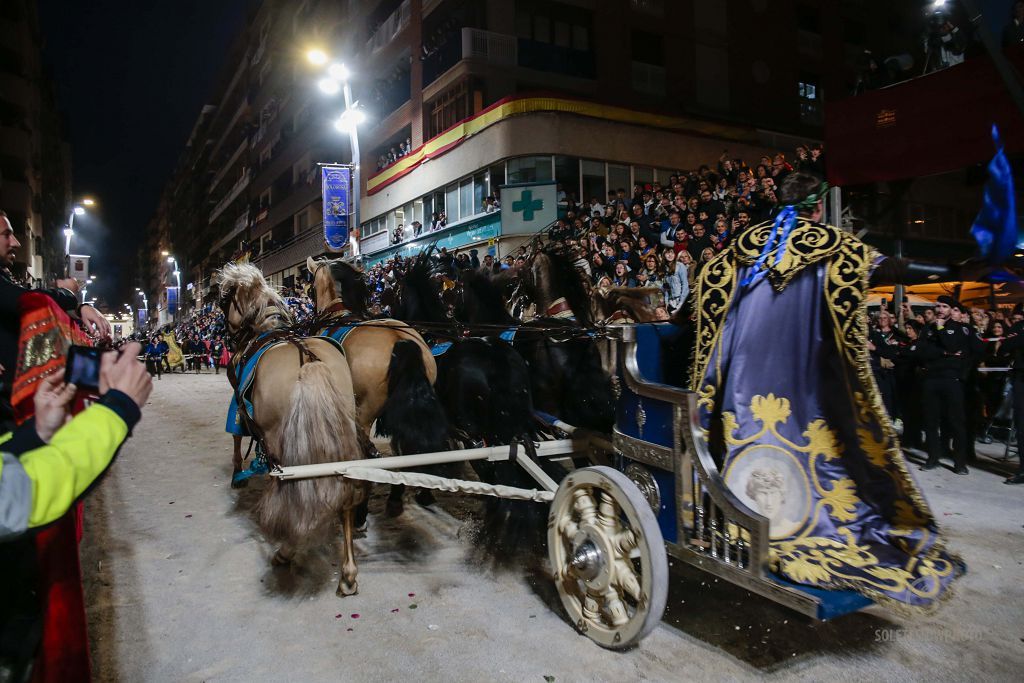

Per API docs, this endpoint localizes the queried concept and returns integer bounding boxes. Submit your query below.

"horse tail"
[258,360,363,544]
[376,339,449,455]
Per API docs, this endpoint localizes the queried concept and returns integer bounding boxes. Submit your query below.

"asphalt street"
[80,371,1024,682]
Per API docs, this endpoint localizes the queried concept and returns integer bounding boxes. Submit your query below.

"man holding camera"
[0,211,111,423]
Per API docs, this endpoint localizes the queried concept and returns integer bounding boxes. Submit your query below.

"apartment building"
[0,0,71,284]
[148,0,914,306]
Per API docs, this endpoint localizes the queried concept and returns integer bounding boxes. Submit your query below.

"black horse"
[511,246,616,434]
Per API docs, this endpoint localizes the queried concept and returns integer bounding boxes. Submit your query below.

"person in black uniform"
[992,318,1024,484]
[896,319,926,450]
[915,295,972,474]
[955,304,985,462]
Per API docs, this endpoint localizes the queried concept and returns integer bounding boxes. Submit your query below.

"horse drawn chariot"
[266,320,875,650]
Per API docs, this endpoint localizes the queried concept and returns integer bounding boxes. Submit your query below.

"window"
[631,30,663,66]
[634,166,654,186]
[489,163,506,189]
[607,165,630,198]
[295,210,310,235]
[425,80,470,139]
[581,160,605,208]
[507,155,553,184]
[799,75,822,125]
[446,183,460,221]
[554,156,580,203]
[259,188,272,210]
[459,178,473,219]
[473,172,487,214]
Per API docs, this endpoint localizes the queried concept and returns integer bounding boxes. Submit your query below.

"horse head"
[307,256,369,318]
[215,262,291,344]
[520,246,594,326]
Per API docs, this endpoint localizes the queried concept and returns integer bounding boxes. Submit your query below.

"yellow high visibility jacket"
[0,391,139,540]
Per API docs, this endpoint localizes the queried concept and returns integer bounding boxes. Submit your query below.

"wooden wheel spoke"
[613,558,642,602]
[614,528,638,555]
[602,588,630,627]
[596,489,621,532]
[573,488,598,525]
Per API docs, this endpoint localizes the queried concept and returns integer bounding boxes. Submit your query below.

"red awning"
[825,47,1024,186]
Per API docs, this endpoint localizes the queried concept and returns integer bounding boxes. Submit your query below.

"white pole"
[271,439,577,480]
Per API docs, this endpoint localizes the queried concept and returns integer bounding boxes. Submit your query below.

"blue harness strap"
[431,341,453,356]
[499,328,517,342]
[318,323,356,347]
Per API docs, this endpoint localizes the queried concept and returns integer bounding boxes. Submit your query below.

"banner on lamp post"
[167,287,178,315]
[69,254,90,282]
[321,165,351,251]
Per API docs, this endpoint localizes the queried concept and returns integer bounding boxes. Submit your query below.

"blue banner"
[167,287,178,315]
[322,165,351,250]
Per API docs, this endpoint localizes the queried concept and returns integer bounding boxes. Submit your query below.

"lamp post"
[64,198,95,277]
[166,256,180,324]
[309,52,364,256]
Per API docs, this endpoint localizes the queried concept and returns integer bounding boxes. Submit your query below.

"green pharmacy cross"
[512,190,544,222]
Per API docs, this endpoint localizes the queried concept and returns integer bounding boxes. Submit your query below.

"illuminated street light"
[161,250,169,256]
[318,77,340,95]
[306,48,329,66]
[82,198,96,206]
[327,62,350,82]
[335,106,366,133]
[73,207,86,216]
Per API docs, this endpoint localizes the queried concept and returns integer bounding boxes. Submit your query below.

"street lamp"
[64,198,96,276]
[311,55,363,256]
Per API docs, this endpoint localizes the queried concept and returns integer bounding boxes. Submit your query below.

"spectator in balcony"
[392,223,404,245]
[411,220,423,238]
[483,196,498,213]
[618,239,641,274]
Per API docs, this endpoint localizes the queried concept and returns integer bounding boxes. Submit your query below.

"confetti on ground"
[185,514,192,518]
[346,628,353,632]
[408,593,415,597]
[409,604,418,609]
[351,614,360,619]
[427,624,438,631]
[335,614,342,619]
[391,608,399,613]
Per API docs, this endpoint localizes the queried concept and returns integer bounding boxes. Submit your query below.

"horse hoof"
[231,474,247,489]
[385,498,404,518]
[415,489,436,507]
[336,581,358,597]
[271,550,292,567]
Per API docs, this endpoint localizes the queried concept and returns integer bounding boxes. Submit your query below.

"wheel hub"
[569,540,604,581]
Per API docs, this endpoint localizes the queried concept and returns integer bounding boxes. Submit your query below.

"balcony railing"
[208,168,251,224]
[462,28,517,66]
[631,61,666,96]
[367,0,411,54]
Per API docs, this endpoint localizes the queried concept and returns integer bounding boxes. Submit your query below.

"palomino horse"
[306,256,448,515]
[216,263,365,596]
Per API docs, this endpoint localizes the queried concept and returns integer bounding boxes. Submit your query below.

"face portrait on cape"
[724,446,810,540]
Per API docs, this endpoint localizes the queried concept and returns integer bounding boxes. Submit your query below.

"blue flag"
[970,125,1018,266]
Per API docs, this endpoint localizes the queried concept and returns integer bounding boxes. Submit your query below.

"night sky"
[36,0,256,308]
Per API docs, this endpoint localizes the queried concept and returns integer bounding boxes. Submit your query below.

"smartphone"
[65,345,108,392]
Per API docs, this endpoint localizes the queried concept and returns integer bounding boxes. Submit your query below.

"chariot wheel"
[547,466,668,649]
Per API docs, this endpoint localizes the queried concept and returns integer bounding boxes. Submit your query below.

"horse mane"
[396,256,448,323]
[537,246,594,327]
[457,269,514,325]
[326,259,370,317]
[215,262,292,333]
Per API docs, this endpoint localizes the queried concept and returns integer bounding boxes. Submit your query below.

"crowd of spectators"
[135,288,315,378]
[365,145,825,317]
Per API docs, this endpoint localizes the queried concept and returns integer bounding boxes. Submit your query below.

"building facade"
[144,0,916,305]
[0,0,72,284]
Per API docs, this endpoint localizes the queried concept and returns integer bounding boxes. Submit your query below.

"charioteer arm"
[869,258,955,286]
